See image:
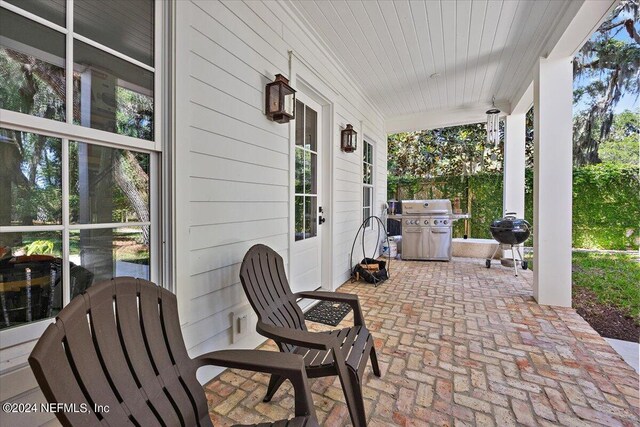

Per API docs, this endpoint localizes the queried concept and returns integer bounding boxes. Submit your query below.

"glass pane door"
[294,100,318,241]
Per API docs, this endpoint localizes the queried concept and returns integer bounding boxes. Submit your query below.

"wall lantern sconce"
[341,124,357,153]
[265,74,296,123]
[486,96,501,147]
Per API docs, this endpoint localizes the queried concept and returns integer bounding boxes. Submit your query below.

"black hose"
[349,215,391,282]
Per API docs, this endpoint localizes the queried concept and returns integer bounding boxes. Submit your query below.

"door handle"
[319,216,326,224]
[319,206,325,225]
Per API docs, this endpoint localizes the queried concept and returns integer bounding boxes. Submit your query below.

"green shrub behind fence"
[388,163,639,250]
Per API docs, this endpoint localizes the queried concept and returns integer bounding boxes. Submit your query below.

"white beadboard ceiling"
[287,0,581,129]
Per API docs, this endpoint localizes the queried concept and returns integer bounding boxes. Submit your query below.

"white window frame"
[362,139,374,229]
[0,0,164,348]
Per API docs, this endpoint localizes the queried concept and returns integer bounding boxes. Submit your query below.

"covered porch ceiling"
[286,0,605,132]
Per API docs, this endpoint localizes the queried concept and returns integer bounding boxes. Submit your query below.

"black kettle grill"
[486,212,531,276]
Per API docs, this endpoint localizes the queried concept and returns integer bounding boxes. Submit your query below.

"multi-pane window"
[363,140,374,228]
[0,1,157,333]
[294,100,318,241]
[0,1,154,139]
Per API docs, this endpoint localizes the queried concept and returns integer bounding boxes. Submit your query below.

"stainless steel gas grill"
[401,199,459,261]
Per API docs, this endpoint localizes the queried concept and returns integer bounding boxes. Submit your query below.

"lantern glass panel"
[268,84,280,113]
[284,90,295,116]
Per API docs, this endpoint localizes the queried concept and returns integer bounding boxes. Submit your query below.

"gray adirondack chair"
[239,244,381,427]
[29,277,318,427]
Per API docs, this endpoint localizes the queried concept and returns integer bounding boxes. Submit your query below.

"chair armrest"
[195,350,316,419]
[257,321,338,350]
[296,291,365,326]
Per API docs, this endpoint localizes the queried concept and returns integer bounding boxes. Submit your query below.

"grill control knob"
[434,219,439,225]
[424,220,428,225]
[443,220,449,225]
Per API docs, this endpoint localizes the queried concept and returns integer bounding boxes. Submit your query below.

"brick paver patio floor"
[205,257,640,426]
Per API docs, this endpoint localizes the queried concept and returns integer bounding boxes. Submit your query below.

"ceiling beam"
[385,100,511,134]
[511,82,533,116]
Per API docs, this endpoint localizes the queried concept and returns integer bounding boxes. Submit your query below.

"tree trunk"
[114,151,150,245]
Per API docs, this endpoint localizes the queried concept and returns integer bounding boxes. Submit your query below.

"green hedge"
[572,164,640,249]
[388,163,639,250]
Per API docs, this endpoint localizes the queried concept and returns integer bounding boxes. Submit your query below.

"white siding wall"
[174,0,387,385]
[0,2,388,423]
[0,340,57,426]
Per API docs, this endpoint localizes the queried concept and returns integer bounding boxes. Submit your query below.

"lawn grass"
[572,251,640,320]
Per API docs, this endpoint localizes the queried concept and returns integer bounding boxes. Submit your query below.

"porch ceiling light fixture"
[265,74,296,123]
[486,96,501,146]
[341,124,357,153]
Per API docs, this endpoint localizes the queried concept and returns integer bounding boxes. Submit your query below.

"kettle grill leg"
[487,244,501,267]
[512,245,518,276]
[515,246,525,271]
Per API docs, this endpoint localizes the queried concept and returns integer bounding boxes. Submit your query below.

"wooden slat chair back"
[239,245,307,352]
[29,277,319,427]
[30,277,211,426]
[240,244,381,427]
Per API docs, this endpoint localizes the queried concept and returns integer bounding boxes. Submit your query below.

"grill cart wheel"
[521,260,528,270]
[485,259,491,268]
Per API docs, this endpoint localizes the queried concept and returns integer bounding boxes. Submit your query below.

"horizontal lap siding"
[333,130,365,281]
[179,0,292,367]
[176,0,386,383]
[0,0,386,419]
[0,341,55,426]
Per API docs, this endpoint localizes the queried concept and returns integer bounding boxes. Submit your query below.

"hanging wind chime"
[486,96,501,147]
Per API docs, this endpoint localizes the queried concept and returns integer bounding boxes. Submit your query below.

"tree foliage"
[598,110,640,164]
[573,0,639,165]
[388,122,503,180]
[1,47,150,243]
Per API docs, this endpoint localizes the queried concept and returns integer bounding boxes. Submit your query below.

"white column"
[533,56,573,307]
[503,114,526,218]
[503,114,526,260]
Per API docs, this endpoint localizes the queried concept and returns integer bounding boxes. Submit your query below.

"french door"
[290,94,323,293]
